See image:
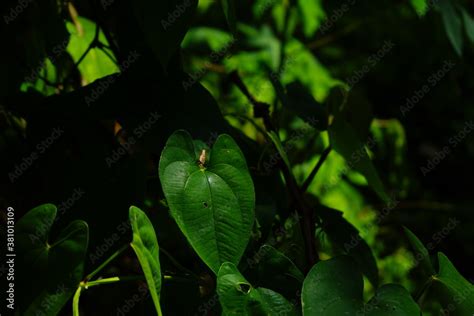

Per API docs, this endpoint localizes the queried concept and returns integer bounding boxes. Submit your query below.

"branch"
[301,146,332,193]
[229,71,275,132]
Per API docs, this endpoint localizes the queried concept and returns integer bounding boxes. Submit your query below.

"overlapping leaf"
[302,256,420,316]
[217,262,297,315]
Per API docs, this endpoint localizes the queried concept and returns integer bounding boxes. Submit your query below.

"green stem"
[301,146,332,193]
[85,275,144,288]
[72,285,82,316]
[85,243,129,281]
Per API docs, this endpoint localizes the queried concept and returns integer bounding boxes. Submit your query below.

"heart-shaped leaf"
[302,256,420,316]
[217,262,297,315]
[159,130,255,274]
[16,204,88,316]
[129,206,162,315]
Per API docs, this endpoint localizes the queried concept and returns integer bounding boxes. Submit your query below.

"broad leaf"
[129,206,162,315]
[328,117,389,202]
[159,130,255,273]
[17,204,88,316]
[302,256,420,316]
[133,0,198,68]
[302,256,364,315]
[319,206,379,287]
[297,0,325,37]
[431,252,474,315]
[217,262,297,315]
[66,17,119,85]
[365,284,421,316]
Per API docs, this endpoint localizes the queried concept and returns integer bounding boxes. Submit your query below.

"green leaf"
[253,245,304,299]
[159,130,255,274]
[133,0,198,68]
[460,7,474,43]
[285,81,329,131]
[437,0,463,56]
[302,256,420,316]
[319,206,379,287]
[16,204,88,316]
[403,226,435,276]
[217,262,254,315]
[129,206,162,315]
[328,117,389,202]
[302,256,364,315]
[365,284,421,316]
[217,262,297,315]
[221,0,237,34]
[432,252,474,315]
[297,0,325,37]
[410,0,428,17]
[66,17,119,84]
[249,288,298,316]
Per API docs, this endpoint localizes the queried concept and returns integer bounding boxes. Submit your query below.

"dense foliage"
[1,0,474,315]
